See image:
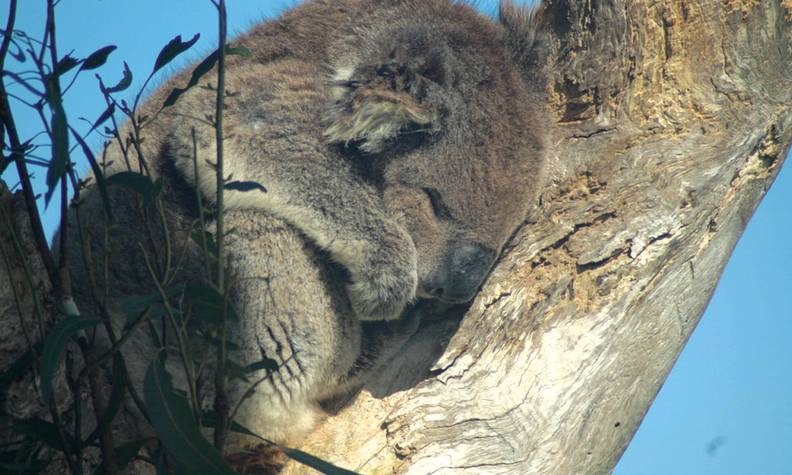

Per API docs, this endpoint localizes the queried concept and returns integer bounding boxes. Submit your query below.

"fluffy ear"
[499,0,547,78]
[324,45,441,154]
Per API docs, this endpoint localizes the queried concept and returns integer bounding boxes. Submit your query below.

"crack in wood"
[575,247,626,273]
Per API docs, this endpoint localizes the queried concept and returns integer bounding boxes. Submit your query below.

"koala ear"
[324,45,441,154]
[499,1,548,79]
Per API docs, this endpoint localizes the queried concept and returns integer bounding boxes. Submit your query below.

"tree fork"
[285,1,792,473]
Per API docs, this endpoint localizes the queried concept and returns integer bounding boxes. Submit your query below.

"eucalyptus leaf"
[143,358,237,475]
[106,171,162,207]
[82,45,117,71]
[162,49,218,108]
[104,61,133,94]
[162,42,251,108]
[153,34,200,75]
[53,54,80,77]
[71,128,112,221]
[121,287,181,315]
[201,411,262,440]
[0,340,42,392]
[202,412,360,474]
[91,354,127,444]
[44,78,70,207]
[226,45,252,58]
[90,103,115,134]
[121,286,183,329]
[0,459,51,475]
[184,282,237,324]
[190,229,218,257]
[12,417,74,450]
[93,438,149,475]
[40,316,101,404]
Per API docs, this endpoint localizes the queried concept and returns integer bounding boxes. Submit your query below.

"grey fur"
[66,0,546,446]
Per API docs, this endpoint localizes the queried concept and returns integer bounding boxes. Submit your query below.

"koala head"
[326,1,545,304]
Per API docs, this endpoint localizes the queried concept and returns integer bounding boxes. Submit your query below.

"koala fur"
[66,0,547,447]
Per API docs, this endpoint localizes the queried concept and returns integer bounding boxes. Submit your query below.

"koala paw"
[346,224,417,321]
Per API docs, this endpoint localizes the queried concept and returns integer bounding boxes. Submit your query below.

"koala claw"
[347,226,418,321]
[347,267,417,321]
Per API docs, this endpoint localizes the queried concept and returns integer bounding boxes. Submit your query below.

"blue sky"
[2,1,790,473]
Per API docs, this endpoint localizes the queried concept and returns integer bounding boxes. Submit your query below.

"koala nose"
[424,242,497,304]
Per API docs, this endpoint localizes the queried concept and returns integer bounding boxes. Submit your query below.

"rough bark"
[0,183,77,473]
[284,1,792,473]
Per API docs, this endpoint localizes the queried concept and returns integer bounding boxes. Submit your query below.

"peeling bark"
[286,1,792,473]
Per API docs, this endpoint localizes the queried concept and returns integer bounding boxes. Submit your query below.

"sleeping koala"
[67,0,546,447]
[170,0,545,317]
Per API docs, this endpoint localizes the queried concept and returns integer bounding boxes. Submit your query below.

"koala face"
[327,1,545,304]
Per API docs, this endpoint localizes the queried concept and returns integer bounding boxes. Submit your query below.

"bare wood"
[287,1,792,473]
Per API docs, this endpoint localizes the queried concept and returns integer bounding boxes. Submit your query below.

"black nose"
[423,242,497,304]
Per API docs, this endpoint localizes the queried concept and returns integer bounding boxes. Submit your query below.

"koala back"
[65,0,548,449]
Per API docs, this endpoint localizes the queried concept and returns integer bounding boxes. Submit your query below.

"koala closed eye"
[421,187,453,220]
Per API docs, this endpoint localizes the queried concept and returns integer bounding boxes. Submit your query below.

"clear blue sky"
[2,1,790,473]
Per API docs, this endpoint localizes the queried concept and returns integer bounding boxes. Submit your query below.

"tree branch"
[285,1,792,472]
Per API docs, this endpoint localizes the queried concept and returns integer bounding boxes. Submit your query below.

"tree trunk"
[285,1,792,473]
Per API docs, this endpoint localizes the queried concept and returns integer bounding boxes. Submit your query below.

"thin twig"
[138,242,202,418]
[212,0,230,453]
[0,0,58,287]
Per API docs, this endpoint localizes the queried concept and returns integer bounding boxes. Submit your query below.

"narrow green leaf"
[226,45,252,58]
[54,54,80,77]
[153,34,200,75]
[71,128,112,221]
[0,341,43,392]
[121,289,171,315]
[190,230,218,257]
[12,417,74,450]
[121,286,182,329]
[224,181,267,193]
[90,103,115,133]
[201,412,261,440]
[162,42,251,109]
[92,354,127,443]
[0,458,52,475]
[201,415,359,475]
[104,62,133,94]
[106,171,161,207]
[146,178,163,208]
[40,316,101,404]
[82,45,117,71]
[184,282,237,324]
[121,285,184,313]
[162,49,218,108]
[124,303,167,331]
[44,77,70,207]
[280,447,361,475]
[143,358,237,475]
[93,438,149,475]
[106,171,152,195]
[153,441,169,475]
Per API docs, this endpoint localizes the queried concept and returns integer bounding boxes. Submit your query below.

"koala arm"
[169,60,417,321]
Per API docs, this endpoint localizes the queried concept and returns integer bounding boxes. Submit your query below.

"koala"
[66,0,546,449]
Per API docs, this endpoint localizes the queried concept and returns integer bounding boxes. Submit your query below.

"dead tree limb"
[287,1,792,473]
